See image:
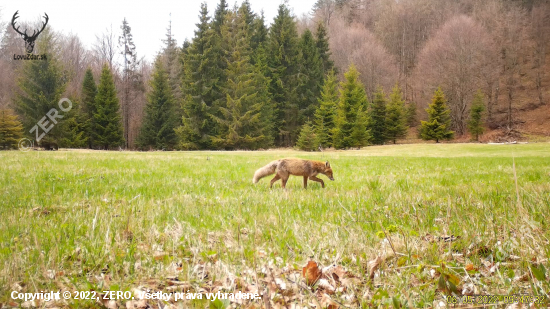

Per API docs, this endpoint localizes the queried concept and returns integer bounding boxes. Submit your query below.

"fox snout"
[329,176,334,181]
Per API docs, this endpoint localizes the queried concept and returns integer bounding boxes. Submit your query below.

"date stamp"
[446,294,547,305]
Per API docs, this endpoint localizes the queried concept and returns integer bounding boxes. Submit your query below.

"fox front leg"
[303,176,308,189]
[309,176,325,188]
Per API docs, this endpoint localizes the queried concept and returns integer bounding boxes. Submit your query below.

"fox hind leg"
[309,176,325,188]
[281,177,289,188]
[270,174,281,188]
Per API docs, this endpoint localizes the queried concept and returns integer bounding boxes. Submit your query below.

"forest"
[0,0,548,150]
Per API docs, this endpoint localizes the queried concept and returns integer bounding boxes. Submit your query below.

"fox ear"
[325,161,330,168]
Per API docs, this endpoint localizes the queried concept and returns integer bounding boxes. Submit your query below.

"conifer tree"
[296,29,324,124]
[212,10,271,149]
[315,22,334,75]
[351,106,371,149]
[253,43,276,144]
[238,0,255,36]
[14,29,66,147]
[468,90,485,141]
[420,87,454,143]
[268,4,300,146]
[93,64,125,149]
[212,0,228,33]
[250,12,268,58]
[161,16,182,116]
[385,84,408,144]
[60,98,88,148]
[333,64,369,149]
[136,58,178,150]
[177,3,218,149]
[209,0,230,112]
[119,18,143,148]
[313,70,338,148]
[81,68,97,148]
[296,121,317,151]
[0,109,23,150]
[370,87,387,145]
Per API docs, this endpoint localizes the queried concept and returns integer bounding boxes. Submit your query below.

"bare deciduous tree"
[415,15,496,135]
[93,26,117,72]
[531,4,549,106]
[328,17,398,99]
[59,34,91,97]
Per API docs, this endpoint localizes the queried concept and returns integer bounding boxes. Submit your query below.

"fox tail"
[253,160,279,183]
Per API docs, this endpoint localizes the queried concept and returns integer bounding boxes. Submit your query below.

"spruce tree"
[296,121,317,151]
[253,42,276,144]
[420,87,454,143]
[177,3,218,149]
[0,109,23,150]
[267,4,300,146]
[136,58,178,150]
[60,98,88,149]
[351,106,371,149]
[370,87,388,145]
[209,0,229,121]
[81,68,97,148]
[212,10,271,149]
[93,64,125,149]
[161,17,182,118]
[296,29,324,124]
[212,0,228,33]
[14,29,65,148]
[250,12,268,58]
[315,22,334,75]
[313,70,338,148]
[119,18,143,148]
[385,84,408,144]
[238,0,255,36]
[333,64,369,149]
[468,90,485,141]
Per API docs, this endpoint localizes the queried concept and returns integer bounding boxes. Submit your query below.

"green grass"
[1,144,549,308]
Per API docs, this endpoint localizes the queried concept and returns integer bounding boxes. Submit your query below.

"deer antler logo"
[11,11,49,54]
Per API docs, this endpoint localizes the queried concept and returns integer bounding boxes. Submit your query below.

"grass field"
[1,144,549,308]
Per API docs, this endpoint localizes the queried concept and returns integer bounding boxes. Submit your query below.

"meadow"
[0,143,549,308]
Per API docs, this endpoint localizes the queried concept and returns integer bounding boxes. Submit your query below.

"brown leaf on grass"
[318,278,335,294]
[367,256,383,280]
[302,261,322,286]
[465,264,475,271]
[320,293,339,309]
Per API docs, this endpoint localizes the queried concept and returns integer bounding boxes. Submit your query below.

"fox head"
[323,161,334,181]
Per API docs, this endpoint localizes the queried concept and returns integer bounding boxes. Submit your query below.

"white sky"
[0,0,316,61]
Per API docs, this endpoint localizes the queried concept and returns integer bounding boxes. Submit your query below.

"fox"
[252,158,335,189]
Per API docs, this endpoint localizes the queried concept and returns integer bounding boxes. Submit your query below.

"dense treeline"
[0,0,548,150]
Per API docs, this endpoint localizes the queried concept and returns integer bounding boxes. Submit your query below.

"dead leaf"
[465,264,475,271]
[302,261,322,286]
[320,293,339,309]
[367,256,382,280]
[318,278,335,294]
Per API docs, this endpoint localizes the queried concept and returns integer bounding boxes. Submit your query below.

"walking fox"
[252,158,334,188]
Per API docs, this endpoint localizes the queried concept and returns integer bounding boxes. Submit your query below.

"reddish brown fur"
[252,158,334,189]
